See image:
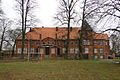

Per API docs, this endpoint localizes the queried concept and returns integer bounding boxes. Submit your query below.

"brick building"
[16,26,110,59]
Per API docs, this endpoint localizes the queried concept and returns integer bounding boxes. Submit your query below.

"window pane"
[85,48,89,54]
[51,48,55,54]
[18,48,21,54]
[63,48,66,53]
[75,48,79,54]
[40,48,44,54]
[70,48,74,54]
[100,49,104,53]
[94,48,98,53]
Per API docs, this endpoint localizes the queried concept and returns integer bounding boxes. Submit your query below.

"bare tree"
[110,33,120,54]
[5,28,22,56]
[55,0,79,59]
[15,0,38,58]
[0,18,12,51]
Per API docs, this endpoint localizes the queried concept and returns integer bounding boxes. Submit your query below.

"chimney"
[55,33,57,39]
[42,26,44,28]
[39,34,42,39]
[56,27,58,31]
[70,27,72,31]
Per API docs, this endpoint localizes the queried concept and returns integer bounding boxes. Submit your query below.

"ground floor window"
[75,48,79,54]
[23,48,27,53]
[40,48,44,54]
[94,48,98,53]
[51,48,55,54]
[18,48,21,54]
[100,49,104,53]
[85,48,89,54]
[30,48,34,53]
[70,48,74,54]
[63,48,66,53]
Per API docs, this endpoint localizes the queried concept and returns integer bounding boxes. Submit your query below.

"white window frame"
[51,48,55,54]
[40,48,44,54]
[63,48,66,53]
[85,48,89,54]
[18,48,21,54]
[100,49,104,53]
[100,40,103,45]
[30,48,34,53]
[23,48,27,53]
[75,48,79,54]
[94,48,98,53]
[70,48,74,54]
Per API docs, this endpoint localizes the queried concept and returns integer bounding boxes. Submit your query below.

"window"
[75,48,79,54]
[25,42,27,45]
[83,40,86,45]
[51,48,55,54]
[100,49,104,53]
[94,48,98,53]
[23,48,27,53]
[63,48,66,53]
[100,40,103,45]
[57,42,60,46]
[42,42,45,45]
[30,48,34,53]
[85,48,89,54]
[52,42,55,45]
[75,41,78,45]
[18,42,22,45]
[18,48,21,54]
[83,40,90,45]
[70,48,74,54]
[105,41,108,45]
[93,41,97,45]
[30,41,34,46]
[36,41,39,46]
[100,55,103,59]
[40,48,44,54]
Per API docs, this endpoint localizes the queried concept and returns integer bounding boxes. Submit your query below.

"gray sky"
[2,0,58,27]
[1,0,119,33]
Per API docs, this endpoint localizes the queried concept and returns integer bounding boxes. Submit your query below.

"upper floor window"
[36,41,39,46]
[18,42,22,45]
[52,42,55,45]
[57,42,60,46]
[105,41,108,45]
[93,41,97,45]
[100,40,103,45]
[85,48,89,54]
[71,41,74,45]
[83,40,90,45]
[30,41,34,46]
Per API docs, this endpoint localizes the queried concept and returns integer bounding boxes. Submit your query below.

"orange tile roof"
[17,27,109,40]
[93,33,109,40]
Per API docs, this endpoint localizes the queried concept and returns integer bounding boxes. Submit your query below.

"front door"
[46,47,50,55]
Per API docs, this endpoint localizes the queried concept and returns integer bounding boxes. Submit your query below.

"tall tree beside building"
[15,0,38,58]
[55,0,79,59]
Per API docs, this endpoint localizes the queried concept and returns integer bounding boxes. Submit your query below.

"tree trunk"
[21,0,25,58]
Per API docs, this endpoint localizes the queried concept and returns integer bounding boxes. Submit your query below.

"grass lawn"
[0,60,120,80]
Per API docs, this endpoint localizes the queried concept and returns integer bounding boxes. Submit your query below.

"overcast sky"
[1,0,119,33]
[2,0,58,27]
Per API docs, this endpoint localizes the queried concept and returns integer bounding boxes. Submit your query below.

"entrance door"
[57,48,60,56]
[46,47,50,55]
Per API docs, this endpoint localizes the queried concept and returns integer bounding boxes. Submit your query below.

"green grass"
[0,60,120,80]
